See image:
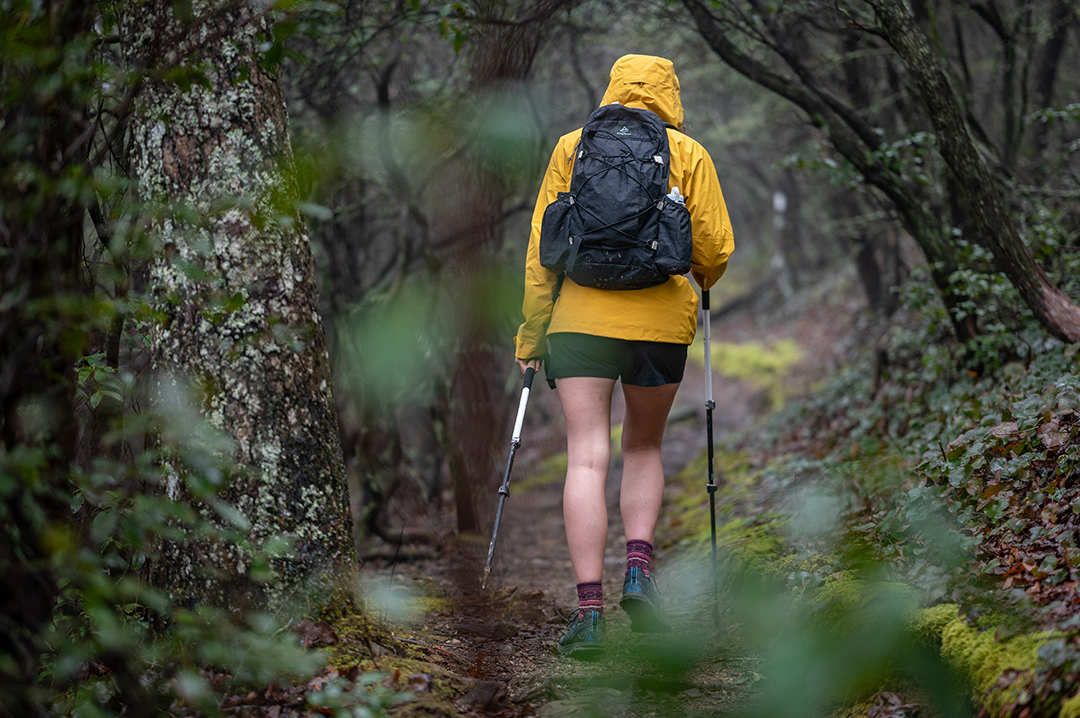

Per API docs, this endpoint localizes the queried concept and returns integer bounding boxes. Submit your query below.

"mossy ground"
[660,431,1067,718]
[687,335,804,411]
[322,587,499,718]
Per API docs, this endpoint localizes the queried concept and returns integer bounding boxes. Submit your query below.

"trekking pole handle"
[511,367,535,445]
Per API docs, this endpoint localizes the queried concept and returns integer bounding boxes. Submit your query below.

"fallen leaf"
[990,421,1020,439]
[1038,419,1068,449]
[295,620,339,648]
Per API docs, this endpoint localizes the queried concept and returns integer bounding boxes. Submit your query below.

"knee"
[567,443,611,477]
[621,433,663,457]
[620,418,667,456]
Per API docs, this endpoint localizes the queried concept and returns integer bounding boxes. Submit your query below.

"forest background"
[3,0,1080,716]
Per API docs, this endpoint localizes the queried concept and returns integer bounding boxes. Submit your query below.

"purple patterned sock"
[576,581,603,616]
[626,539,653,576]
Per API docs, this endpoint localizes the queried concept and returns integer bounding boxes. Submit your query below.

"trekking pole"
[703,290,721,629]
[481,366,536,590]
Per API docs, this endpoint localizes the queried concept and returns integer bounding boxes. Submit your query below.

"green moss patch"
[933,607,1050,716]
[513,452,567,493]
[687,336,803,410]
[323,605,489,718]
[1059,691,1080,718]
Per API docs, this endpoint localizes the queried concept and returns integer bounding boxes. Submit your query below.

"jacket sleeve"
[514,135,575,360]
[682,143,734,291]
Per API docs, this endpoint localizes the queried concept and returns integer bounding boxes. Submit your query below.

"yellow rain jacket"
[514,54,734,361]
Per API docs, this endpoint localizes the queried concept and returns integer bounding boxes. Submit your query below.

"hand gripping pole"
[481,366,535,590]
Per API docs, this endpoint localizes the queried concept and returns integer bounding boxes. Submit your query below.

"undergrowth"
[726,292,1080,715]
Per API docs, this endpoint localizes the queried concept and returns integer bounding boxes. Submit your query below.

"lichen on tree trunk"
[121,0,355,613]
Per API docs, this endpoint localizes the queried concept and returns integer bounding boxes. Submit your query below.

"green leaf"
[223,292,246,313]
[210,499,251,532]
[91,509,118,544]
[263,41,284,69]
[297,201,333,221]
[172,0,194,24]
[947,463,967,488]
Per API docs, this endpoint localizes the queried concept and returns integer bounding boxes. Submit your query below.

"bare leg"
[557,376,617,585]
[620,382,680,544]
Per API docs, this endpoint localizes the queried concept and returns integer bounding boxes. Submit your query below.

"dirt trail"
[473,365,757,717]
[356,296,858,716]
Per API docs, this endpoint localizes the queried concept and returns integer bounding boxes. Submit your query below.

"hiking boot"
[557,609,605,658]
[619,566,671,633]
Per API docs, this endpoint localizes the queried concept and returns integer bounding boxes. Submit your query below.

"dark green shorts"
[545,332,687,389]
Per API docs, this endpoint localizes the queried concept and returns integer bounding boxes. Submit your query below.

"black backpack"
[538,104,693,290]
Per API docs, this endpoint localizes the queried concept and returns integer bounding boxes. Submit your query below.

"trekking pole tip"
[480,565,491,591]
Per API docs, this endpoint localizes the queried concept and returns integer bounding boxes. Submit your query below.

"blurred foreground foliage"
[16,380,406,717]
[666,262,1080,715]
[5,0,543,708]
[0,0,439,715]
[6,0,1080,715]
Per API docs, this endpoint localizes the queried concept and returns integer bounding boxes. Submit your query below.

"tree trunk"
[867,0,1080,343]
[121,0,356,613]
[1030,1,1072,157]
[441,1,572,551]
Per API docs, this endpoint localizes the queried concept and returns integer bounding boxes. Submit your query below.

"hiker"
[514,54,734,657]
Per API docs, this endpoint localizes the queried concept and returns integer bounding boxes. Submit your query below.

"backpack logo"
[615,125,633,136]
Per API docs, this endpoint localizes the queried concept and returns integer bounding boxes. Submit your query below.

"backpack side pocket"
[654,200,693,276]
[539,192,580,273]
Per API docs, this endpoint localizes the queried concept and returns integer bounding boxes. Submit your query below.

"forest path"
[355,293,858,717]
[468,343,759,717]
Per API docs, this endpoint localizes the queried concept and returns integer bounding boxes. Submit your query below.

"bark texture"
[866,0,1080,343]
[121,0,355,612]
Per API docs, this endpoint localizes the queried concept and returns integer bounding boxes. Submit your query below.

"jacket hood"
[599,54,684,129]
